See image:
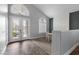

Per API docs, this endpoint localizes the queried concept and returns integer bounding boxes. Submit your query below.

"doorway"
[49,18,53,33]
[9,16,30,42]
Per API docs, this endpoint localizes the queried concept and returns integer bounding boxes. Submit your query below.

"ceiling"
[34,4,79,18]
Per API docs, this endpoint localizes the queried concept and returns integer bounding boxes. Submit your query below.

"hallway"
[4,37,51,55]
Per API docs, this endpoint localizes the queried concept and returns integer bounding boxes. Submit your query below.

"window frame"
[39,17,47,33]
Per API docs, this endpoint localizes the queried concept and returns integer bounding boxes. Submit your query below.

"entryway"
[8,15,30,42]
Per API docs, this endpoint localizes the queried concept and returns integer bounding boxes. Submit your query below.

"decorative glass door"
[22,18,30,40]
[11,16,21,41]
[9,4,30,42]
[10,16,30,42]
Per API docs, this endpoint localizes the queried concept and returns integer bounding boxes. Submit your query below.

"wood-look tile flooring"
[4,37,51,55]
[70,46,79,55]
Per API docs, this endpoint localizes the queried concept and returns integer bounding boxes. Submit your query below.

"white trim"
[29,36,45,39]
[8,36,46,43]
[64,42,79,55]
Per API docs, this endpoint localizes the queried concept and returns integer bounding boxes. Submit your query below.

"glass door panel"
[9,16,30,42]
[22,18,30,40]
[22,20,27,38]
[11,16,21,41]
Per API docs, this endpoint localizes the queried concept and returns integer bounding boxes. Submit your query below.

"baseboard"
[8,36,46,44]
[64,42,79,55]
[29,36,46,39]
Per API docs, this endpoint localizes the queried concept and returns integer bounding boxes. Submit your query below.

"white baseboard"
[64,42,79,55]
[29,36,45,39]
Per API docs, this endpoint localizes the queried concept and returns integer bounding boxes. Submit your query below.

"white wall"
[52,30,79,55]
[34,5,71,31]
[53,12,69,31]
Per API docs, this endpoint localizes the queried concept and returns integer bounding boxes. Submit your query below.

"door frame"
[8,14,30,42]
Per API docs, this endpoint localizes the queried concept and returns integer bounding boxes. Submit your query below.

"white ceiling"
[34,4,79,17]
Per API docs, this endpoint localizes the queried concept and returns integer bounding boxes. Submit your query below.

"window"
[11,16,20,38]
[10,4,30,40]
[39,18,47,33]
[0,4,8,52]
[0,4,8,13]
[0,15,6,41]
[10,4,30,16]
[22,18,30,38]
